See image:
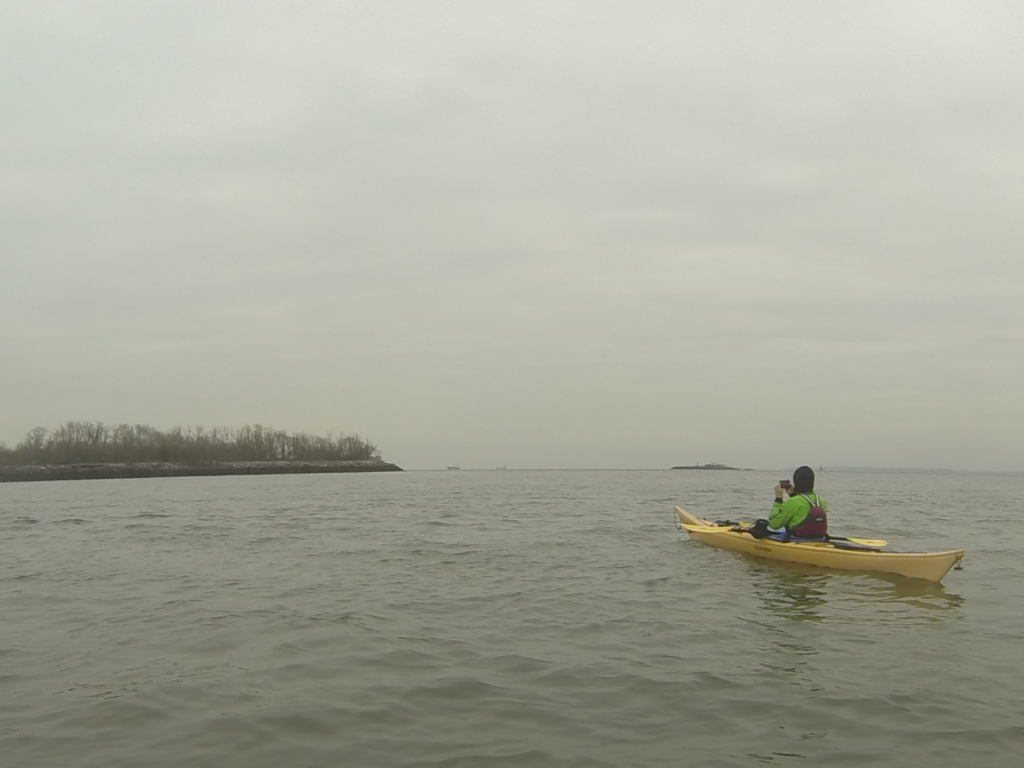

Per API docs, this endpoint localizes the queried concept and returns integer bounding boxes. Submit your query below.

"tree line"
[0,422,381,466]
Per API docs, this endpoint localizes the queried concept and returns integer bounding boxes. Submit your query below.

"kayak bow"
[675,507,963,582]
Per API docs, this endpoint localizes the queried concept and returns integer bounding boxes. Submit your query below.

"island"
[0,421,402,483]
[671,462,743,470]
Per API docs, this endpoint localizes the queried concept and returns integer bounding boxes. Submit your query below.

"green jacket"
[770,493,827,531]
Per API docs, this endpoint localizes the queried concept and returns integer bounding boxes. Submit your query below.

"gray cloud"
[2,1,1022,470]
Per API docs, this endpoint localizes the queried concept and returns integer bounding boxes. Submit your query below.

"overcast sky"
[2,1,1022,471]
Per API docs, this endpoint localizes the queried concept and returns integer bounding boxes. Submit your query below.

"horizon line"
[408,466,1023,475]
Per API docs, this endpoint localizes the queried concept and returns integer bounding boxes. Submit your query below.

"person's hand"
[774,483,785,500]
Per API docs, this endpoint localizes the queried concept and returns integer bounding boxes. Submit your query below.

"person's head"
[792,465,815,494]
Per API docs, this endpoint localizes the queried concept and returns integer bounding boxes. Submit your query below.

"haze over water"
[3,469,1020,767]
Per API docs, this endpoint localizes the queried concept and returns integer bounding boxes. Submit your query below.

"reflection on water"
[743,559,967,677]
[743,566,831,664]
[851,573,966,612]
[743,556,965,625]
[744,559,833,631]
[758,572,830,624]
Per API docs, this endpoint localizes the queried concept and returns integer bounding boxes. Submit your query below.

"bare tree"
[8,422,382,465]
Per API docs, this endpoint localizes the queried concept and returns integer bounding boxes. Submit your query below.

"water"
[2,469,1022,767]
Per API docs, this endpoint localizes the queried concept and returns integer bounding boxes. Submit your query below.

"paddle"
[829,535,888,547]
[711,520,888,547]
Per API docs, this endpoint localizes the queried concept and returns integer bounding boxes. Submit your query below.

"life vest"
[788,494,827,538]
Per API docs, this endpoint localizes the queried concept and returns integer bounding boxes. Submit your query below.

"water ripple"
[0,470,1016,768]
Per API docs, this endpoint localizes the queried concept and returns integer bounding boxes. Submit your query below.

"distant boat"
[447,465,460,470]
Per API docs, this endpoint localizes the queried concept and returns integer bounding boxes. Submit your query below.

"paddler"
[771,465,828,539]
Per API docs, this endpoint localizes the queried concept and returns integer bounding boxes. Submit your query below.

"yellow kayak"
[675,507,964,583]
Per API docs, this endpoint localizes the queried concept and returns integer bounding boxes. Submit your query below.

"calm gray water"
[2,469,1022,767]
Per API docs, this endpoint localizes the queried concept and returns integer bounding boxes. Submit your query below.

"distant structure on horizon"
[670,462,742,471]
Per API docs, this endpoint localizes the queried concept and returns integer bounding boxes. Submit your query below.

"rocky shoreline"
[0,460,403,483]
